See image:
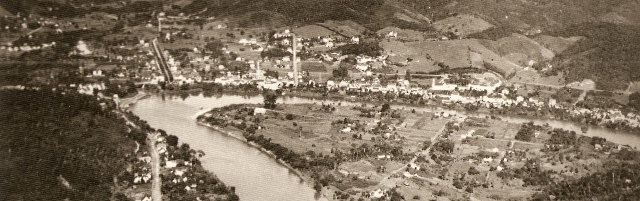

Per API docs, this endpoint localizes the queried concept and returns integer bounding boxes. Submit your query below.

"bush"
[488,194,502,200]
[468,167,480,175]
[465,186,474,193]
[286,114,294,120]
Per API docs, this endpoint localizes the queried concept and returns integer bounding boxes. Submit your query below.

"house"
[387,31,397,38]
[324,41,334,48]
[238,38,250,45]
[166,160,177,168]
[326,80,336,89]
[341,127,351,133]
[139,156,151,163]
[356,56,375,64]
[356,63,369,72]
[408,162,420,170]
[594,144,602,150]
[134,175,142,184]
[370,189,385,198]
[321,37,333,43]
[282,38,291,45]
[254,108,267,115]
[351,36,360,44]
[92,70,104,76]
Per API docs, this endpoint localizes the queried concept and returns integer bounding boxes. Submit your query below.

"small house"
[254,108,267,115]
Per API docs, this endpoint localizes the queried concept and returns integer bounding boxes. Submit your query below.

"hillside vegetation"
[182,0,429,31]
[4,0,640,91]
[546,23,640,90]
[0,89,137,200]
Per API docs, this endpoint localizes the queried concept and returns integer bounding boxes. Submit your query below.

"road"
[116,109,162,201]
[147,132,163,201]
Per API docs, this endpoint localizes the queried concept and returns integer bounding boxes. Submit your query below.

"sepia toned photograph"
[1,0,640,200]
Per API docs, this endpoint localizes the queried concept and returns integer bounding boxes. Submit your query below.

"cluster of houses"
[0,41,56,52]
[77,83,106,95]
[571,108,640,127]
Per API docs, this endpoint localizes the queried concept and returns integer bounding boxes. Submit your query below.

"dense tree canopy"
[264,93,278,109]
[515,122,537,142]
[629,92,640,111]
[335,42,383,57]
[548,23,640,90]
[0,89,135,200]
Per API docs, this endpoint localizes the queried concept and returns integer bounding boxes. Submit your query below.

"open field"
[432,14,494,36]
[381,39,522,76]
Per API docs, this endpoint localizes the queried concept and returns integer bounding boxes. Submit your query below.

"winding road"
[116,103,162,201]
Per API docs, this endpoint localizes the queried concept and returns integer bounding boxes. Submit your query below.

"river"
[130,94,326,201]
[129,93,640,201]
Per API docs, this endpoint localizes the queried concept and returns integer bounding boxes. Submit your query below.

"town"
[2,1,640,201]
[2,9,638,132]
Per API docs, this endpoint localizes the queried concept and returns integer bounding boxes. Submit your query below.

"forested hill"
[0,89,136,200]
[0,89,239,200]
[181,0,431,30]
[545,23,640,91]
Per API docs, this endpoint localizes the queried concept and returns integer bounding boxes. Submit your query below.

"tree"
[335,41,382,57]
[433,140,455,154]
[405,70,411,81]
[332,65,349,79]
[264,93,278,109]
[380,103,390,113]
[205,40,224,58]
[629,92,640,111]
[515,122,536,142]
[166,135,179,147]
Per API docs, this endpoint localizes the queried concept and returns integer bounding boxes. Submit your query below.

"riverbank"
[153,82,640,134]
[196,103,448,200]
[129,95,324,201]
[195,121,311,184]
[119,92,150,109]
[194,99,640,201]
[117,93,240,201]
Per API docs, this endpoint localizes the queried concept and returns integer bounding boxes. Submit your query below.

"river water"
[129,93,640,201]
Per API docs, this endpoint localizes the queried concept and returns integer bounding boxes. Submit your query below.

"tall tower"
[292,33,298,86]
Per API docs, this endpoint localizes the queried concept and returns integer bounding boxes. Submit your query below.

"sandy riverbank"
[119,92,150,109]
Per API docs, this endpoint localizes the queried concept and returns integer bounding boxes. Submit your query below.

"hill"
[0,89,240,200]
[433,0,640,30]
[478,33,555,67]
[0,89,137,200]
[432,14,494,37]
[182,0,430,31]
[546,23,640,91]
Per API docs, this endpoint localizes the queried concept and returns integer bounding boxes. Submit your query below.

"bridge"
[151,38,174,82]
